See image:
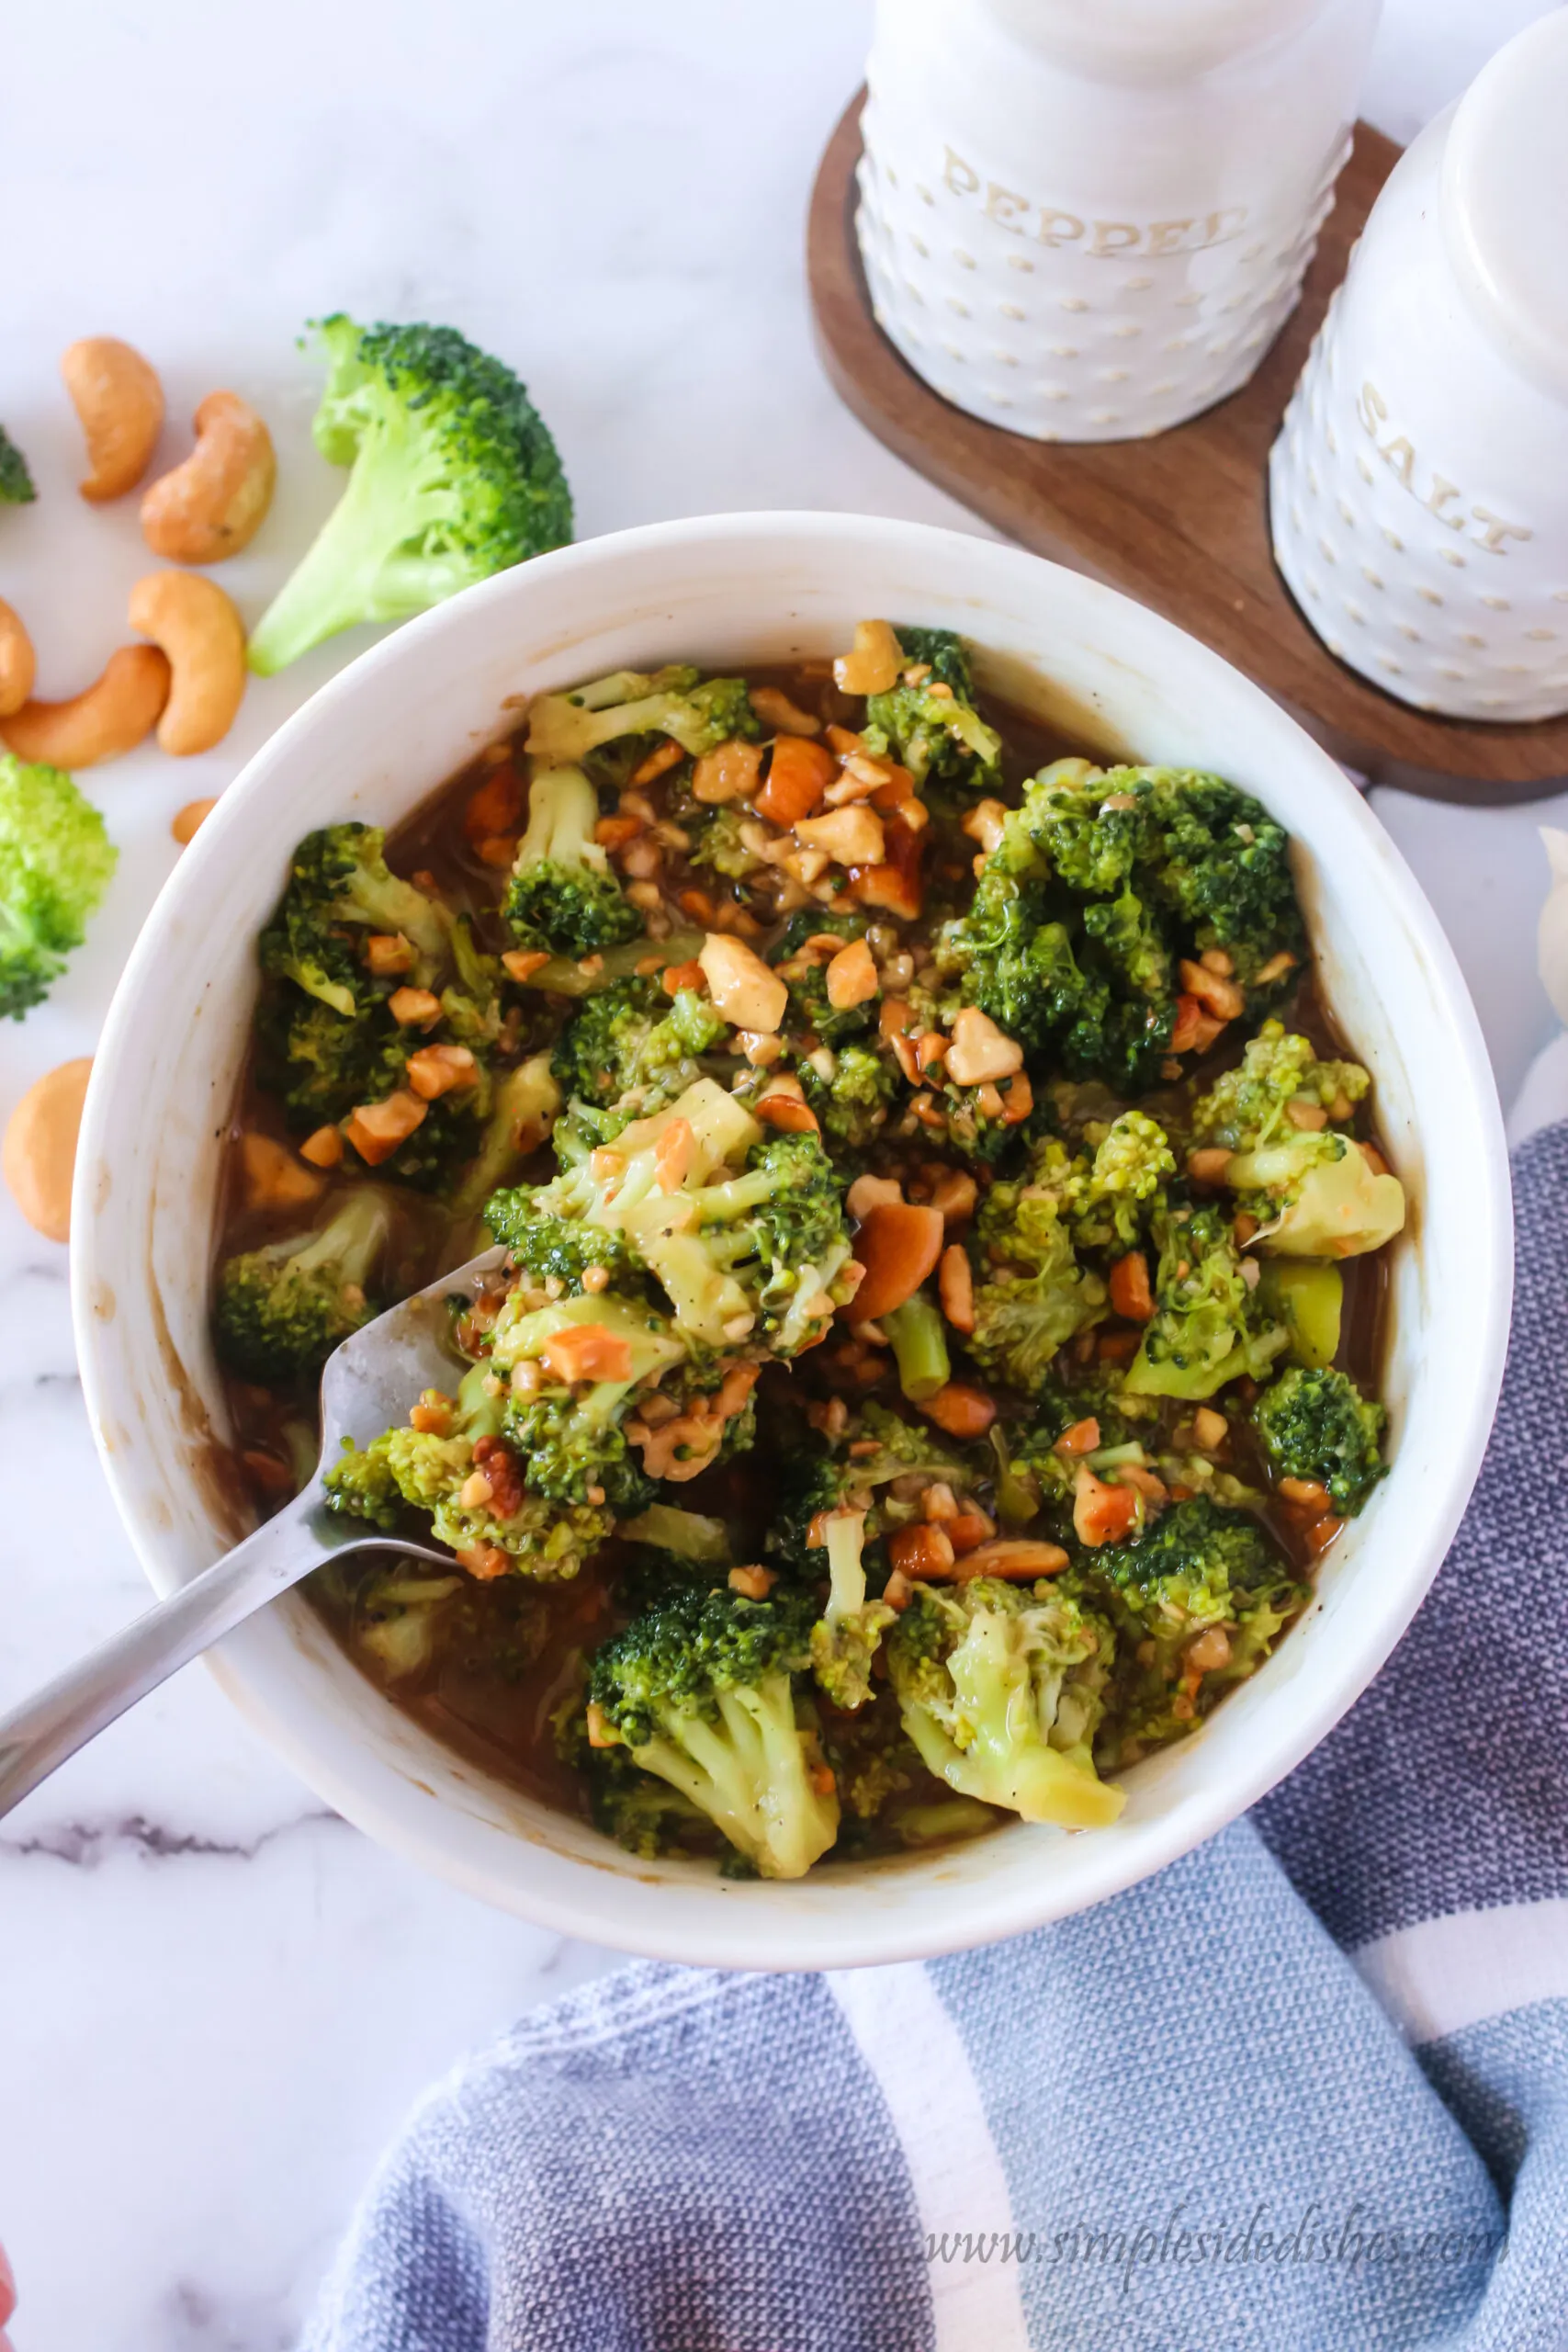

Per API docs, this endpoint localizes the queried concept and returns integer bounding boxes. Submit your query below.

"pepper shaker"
[1270,8,1568,722]
[855,0,1382,445]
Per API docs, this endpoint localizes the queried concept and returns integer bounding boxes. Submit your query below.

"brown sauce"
[213,662,1391,1853]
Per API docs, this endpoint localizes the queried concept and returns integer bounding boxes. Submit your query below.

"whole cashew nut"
[128,571,247,755]
[0,645,170,767]
[0,601,36,718]
[141,391,276,563]
[61,337,165,503]
[3,1058,94,1243]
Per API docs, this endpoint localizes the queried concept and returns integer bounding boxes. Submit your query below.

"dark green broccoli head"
[767,1402,976,1574]
[259,823,450,1014]
[483,1201,648,1295]
[506,1385,658,1513]
[212,1190,389,1384]
[1086,1494,1280,1622]
[0,427,36,505]
[861,627,1003,794]
[586,1583,838,1877]
[549,976,726,1123]
[503,763,639,957]
[1123,1203,1289,1402]
[967,1187,1106,1397]
[1190,1021,1370,1153]
[258,994,406,1130]
[325,1422,610,1576]
[248,316,572,674]
[781,955,878,1050]
[0,755,117,1021]
[1251,1365,1386,1515]
[682,1133,851,1352]
[798,1042,897,1154]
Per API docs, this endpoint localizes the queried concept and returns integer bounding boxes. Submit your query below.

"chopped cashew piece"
[749,685,821,736]
[691,738,763,804]
[953,1539,1070,1582]
[405,1044,479,1100]
[833,618,903,697]
[824,936,879,1010]
[794,805,886,866]
[299,1125,344,1169]
[344,1091,428,1166]
[171,797,217,845]
[239,1131,323,1210]
[944,1006,1024,1086]
[846,1172,903,1221]
[698,933,787,1032]
[389,987,441,1027]
[938,1243,975,1334]
[961,798,1009,856]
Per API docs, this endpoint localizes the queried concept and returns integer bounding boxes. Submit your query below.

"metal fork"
[0,1246,508,1821]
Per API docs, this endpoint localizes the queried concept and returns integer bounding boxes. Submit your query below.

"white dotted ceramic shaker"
[1271,9,1568,722]
[855,0,1382,446]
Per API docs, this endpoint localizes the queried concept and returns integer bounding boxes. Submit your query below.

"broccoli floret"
[0,756,117,1022]
[809,1509,897,1713]
[967,1186,1106,1396]
[586,1747,716,1860]
[587,1584,839,1878]
[502,764,639,956]
[768,1402,977,1574]
[525,667,759,774]
[549,977,727,1127]
[248,317,571,674]
[483,1283,687,1501]
[260,822,450,1013]
[937,763,1303,1089]
[1123,1203,1288,1400]
[1190,1021,1370,1153]
[508,1384,658,1513]
[689,804,765,883]
[798,1041,898,1153]
[0,427,36,506]
[326,1422,609,1577]
[213,1189,390,1383]
[676,1131,854,1356]
[1078,1496,1306,1764]
[483,1203,646,1295]
[1222,1129,1406,1260]
[887,1577,1123,1828]
[861,626,1003,794]
[1065,1111,1177,1250]
[1251,1364,1386,1515]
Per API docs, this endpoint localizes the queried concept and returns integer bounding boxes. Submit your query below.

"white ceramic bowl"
[72,513,1511,1971]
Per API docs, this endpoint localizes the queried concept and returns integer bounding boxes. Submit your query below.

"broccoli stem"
[885,1290,951,1403]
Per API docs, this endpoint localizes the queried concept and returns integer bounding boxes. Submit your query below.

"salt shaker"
[855,0,1382,445]
[1270,9,1568,723]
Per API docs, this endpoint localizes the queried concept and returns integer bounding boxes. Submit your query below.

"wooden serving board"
[807,93,1568,808]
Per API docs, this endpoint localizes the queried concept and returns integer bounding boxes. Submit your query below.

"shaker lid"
[1441,6,1568,404]
[980,0,1328,80]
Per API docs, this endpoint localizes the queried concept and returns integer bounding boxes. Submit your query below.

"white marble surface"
[0,5,1562,2346]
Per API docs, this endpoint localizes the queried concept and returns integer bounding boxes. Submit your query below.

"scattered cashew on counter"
[129,571,247,754]
[141,390,276,562]
[0,644,171,767]
[60,336,164,502]
[2,1058,94,1244]
[0,601,36,718]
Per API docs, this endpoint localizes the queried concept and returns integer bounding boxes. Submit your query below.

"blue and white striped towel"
[305,1110,1568,2352]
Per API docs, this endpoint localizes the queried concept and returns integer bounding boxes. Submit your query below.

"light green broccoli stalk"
[808,1510,897,1712]
[525,666,758,772]
[586,1584,840,1879]
[887,1577,1124,1828]
[1223,1130,1405,1260]
[450,1051,562,1218]
[0,756,117,1021]
[503,764,639,957]
[248,316,572,673]
[1123,1203,1289,1400]
[1251,1365,1387,1515]
[213,1189,390,1384]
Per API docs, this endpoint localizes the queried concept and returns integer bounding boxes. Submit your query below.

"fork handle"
[0,1497,322,1822]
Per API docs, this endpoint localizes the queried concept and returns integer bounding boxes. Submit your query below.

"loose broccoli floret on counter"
[967,1182,1106,1396]
[1222,1130,1406,1261]
[1190,1020,1370,1153]
[213,1189,390,1383]
[260,822,451,1013]
[326,1419,610,1578]
[549,977,728,1128]
[586,1584,840,1879]
[1123,1203,1288,1400]
[248,316,571,673]
[1251,1364,1387,1516]
[861,626,1003,795]
[525,667,759,775]
[937,763,1302,1090]
[809,1509,897,1713]
[0,427,36,506]
[503,764,640,957]
[0,754,117,1021]
[887,1577,1123,1828]
[1079,1496,1307,1764]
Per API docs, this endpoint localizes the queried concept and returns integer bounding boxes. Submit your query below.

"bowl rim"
[70,510,1514,1968]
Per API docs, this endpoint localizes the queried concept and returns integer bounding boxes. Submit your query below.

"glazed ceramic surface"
[1270,9,1568,720]
[71,512,1509,1973]
[856,0,1381,442]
